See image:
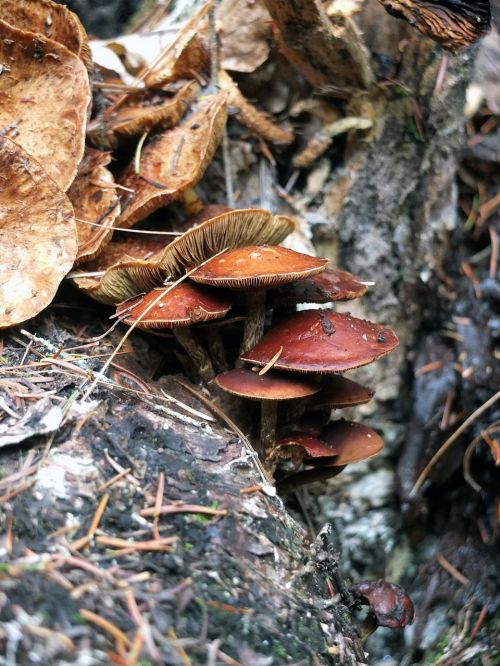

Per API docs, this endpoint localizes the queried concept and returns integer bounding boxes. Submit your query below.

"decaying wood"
[262,0,374,91]
[0,337,365,664]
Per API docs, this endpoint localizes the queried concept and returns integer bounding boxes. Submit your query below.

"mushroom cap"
[319,419,383,465]
[158,209,297,279]
[240,310,399,373]
[190,245,327,288]
[214,367,319,401]
[270,267,369,304]
[353,579,415,628]
[116,283,232,328]
[309,375,375,410]
[0,19,90,191]
[276,432,340,458]
[0,137,77,328]
[71,234,168,304]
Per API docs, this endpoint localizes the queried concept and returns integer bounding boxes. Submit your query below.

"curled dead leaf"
[0,137,77,328]
[67,149,121,264]
[117,90,228,228]
[144,28,210,88]
[217,0,272,73]
[0,19,91,191]
[87,81,199,150]
[0,0,92,69]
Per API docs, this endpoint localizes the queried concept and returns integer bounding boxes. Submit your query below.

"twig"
[79,608,131,653]
[410,389,500,496]
[436,553,470,586]
[140,502,226,518]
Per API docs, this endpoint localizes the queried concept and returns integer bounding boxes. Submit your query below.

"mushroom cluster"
[113,207,399,486]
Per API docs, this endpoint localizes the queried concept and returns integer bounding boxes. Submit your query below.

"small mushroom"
[276,419,384,492]
[351,579,415,640]
[190,245,328,353]
[270,266,370,307]
[240,310,399,373]
[214,367,319,458]
[116,283,232,383]
[309,375,375,410]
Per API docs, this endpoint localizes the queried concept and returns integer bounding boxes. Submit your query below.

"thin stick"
[410,389,500,496]
[152,472,164,540]
[436,553,470,586]
[141,503,226,517]
[79,608,131,650]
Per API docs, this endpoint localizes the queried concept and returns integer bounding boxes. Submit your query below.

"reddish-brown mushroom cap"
[309,375,375,410]
[240,310,399,373]
[189,246,328,288]
[319,419,383,465]
[214,368,319,401]
[276,432,340,458]
[270,267,370,304]
[116,283,232,328]
[352,579,415,629]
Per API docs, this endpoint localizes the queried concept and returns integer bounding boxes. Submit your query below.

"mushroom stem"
[260,400,278,457]
[205,329,230,372]
[173,327,215,383]
[240,289,267,355]
[359,613,379,641]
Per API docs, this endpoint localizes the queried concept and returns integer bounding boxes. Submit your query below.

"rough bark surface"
[0,335,364,665]
[316,8,474,401]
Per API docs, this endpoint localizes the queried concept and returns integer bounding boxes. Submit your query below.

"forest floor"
[1,1,499,664]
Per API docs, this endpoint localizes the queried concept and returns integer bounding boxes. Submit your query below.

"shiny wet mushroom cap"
[309,375,375,410]
[117,283,232,383]
[241,310,399,373]
[352,579,415,639]
[116,283,232,328]
[319,419,384,465]
[191,245,326,353]
[275,432,340,460]
[189,245,328,288]
[214,367,319,400]
[215,367,319,456]
[270,266,369,305]
[276,419,384,492]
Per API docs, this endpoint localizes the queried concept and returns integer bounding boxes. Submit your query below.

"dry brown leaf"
[0,137,77,328]
[116,90,228,228]
[218,0,272,73]
[67,149,121,264]
[0,19,91,191]
[144,15,211,88]
[87,81,199,149]
[0,0,92,69]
